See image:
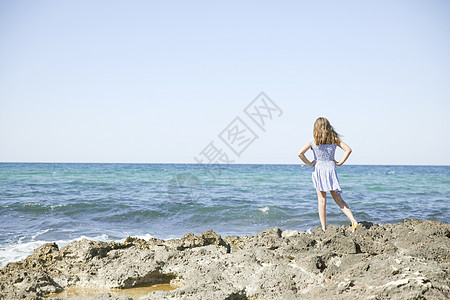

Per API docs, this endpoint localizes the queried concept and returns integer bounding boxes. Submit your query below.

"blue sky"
[1,0,449,165]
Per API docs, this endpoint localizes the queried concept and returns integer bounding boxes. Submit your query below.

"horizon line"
[0,162,449,167]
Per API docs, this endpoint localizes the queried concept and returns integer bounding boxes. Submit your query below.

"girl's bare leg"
[316,190,327,230]
[330,191,357,225]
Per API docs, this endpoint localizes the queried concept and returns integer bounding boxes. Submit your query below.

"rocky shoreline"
[1,219,449,299]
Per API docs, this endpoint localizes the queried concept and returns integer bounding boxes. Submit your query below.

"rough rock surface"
[0,220,449,299]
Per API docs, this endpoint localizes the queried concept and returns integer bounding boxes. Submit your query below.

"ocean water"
[0,163,449,267]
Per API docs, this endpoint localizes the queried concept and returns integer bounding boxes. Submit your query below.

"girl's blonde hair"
[313,117,341,145]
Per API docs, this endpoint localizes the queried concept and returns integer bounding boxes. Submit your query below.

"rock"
[91,293,133,300]
[0,220,449,300]
[165,229,230,252]
[281,229,300,238]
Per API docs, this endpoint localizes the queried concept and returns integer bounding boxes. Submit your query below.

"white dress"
[309,139,343,194]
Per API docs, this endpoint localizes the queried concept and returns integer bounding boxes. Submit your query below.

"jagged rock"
[0,220,449,300]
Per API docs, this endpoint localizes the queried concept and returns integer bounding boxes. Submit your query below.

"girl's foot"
[351,221,358,232]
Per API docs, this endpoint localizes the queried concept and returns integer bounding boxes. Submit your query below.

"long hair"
[313,117,341,145]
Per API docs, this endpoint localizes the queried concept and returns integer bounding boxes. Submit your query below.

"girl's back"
[310,139,337,163]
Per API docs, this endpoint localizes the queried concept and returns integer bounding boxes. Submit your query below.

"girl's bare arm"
[334,138,352,166]
[298,141,316,167]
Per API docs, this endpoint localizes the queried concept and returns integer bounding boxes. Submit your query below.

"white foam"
[0,232,192,268]
[119,233,154,242]
[31,229,51,240]
[0,240,47,268]
[258,206,270,214]
[0,234,114,268]
[23,202,40,207]
[50,204,64,210]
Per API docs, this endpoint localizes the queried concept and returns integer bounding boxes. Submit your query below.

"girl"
[298,117,358,232]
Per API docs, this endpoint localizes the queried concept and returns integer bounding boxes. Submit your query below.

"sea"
[0,163,448,267]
